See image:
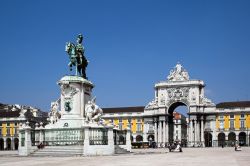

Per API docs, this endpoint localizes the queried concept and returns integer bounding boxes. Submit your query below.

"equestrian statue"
[65,34,88,79]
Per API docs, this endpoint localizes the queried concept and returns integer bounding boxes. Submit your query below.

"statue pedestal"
[46,75,94,129]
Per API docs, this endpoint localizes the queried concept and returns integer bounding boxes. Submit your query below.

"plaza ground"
[0,147,249,166]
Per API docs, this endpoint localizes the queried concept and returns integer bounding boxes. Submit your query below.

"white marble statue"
[49,100,61,124]
[85,98,103,123]
[167,63,189,81]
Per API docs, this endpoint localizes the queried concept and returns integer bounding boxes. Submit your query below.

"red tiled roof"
[216,101,250,109]
[102,106,145,113]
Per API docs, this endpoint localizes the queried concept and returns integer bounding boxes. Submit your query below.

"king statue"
[65,34,88,79]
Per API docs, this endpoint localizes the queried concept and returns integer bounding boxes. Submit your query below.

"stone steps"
[115,145,131,154]
[30,146,83,157]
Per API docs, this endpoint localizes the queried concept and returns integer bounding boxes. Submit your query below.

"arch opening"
[136,135,143,142]
[228,132,236,146]
[6,138,11,150]
[239,132,246,146]
[204,132,212,147]
[168,102,188,145]
[0,138,4,151]
[14,138,19,150]
[218,133,225,147]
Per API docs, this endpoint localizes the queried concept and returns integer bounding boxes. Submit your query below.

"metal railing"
[89,128,108,145]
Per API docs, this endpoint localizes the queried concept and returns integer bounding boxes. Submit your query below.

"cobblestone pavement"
[0,147,249,166]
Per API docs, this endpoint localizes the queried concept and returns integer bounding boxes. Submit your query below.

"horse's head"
[65,42,72,53]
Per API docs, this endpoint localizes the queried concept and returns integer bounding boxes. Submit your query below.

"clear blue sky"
[0,0,250,112]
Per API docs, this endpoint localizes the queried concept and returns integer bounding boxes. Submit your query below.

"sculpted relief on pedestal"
[60,83,79,112]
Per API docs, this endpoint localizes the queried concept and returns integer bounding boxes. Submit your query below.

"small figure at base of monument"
[85,97,103,124]
[65,34,88,79]
[48,100,61,124]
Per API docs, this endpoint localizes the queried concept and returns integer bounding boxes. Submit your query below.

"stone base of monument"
[18,75,131,156]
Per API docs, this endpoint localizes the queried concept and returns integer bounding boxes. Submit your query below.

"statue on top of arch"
[167,63,189,81]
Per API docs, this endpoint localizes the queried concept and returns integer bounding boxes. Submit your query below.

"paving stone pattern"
[0,147,249,166]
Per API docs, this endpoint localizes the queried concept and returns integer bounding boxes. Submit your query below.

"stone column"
[158,121,162,147]
[197,120,200,144]
[126,128,132,152]
[143,122,148,142]
[83,126,90,155]
[154,120,158,143]
[190,120,193,146]
[34,123,39,146]
[187,122,190,144]
[194,120,197,146]
[3,138,7,150]
[39,122,44,144]
[201,117,204,147]
[11,138,15,150]
[166,121,169,144]
[246,133,249,146]
[225,134,228,143]
[163,120,166,147]
[133,136,136,143]
[18,122,32,156]
[108,127,114,150]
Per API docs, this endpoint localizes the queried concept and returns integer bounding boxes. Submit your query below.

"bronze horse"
[65,42,88,78]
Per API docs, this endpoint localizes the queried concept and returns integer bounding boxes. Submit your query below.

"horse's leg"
[68,63,72,71]
[82,66,86,79]
[77,65,81,76]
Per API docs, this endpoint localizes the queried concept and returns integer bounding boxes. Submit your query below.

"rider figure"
[76,34,84,65]
[75,34,88,78]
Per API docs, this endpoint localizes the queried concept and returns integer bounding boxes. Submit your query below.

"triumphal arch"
[144,63,216,147]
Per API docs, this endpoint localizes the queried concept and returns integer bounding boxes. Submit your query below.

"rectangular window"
[240,120,245,128]
[219,115,223,119]
[6,122,10,126]
[176,125,178,128]
[137,124,141,131]
[6,128,10,135]
[0,123,2,126]
[119,118,122,123]
[241,114,245,118]
[119,123,122,130]
[16,128,19,134]
[205,121,210,129]
[149,125,153,131]
[230,119,234,129]
[220,121,224,129]
[0,128,2,135]
[230,115,234,119]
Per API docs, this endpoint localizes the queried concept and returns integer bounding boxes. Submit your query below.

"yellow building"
[102,106,187,146]
[102,106,145,142]
[0,103,48,150]
[215,101,250,146]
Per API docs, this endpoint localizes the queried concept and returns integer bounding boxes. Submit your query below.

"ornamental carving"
[145,98,158,110]
[200,95,215,106]
[60,83,79,99]
[167,88,189,100]
[167,63,189,81]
